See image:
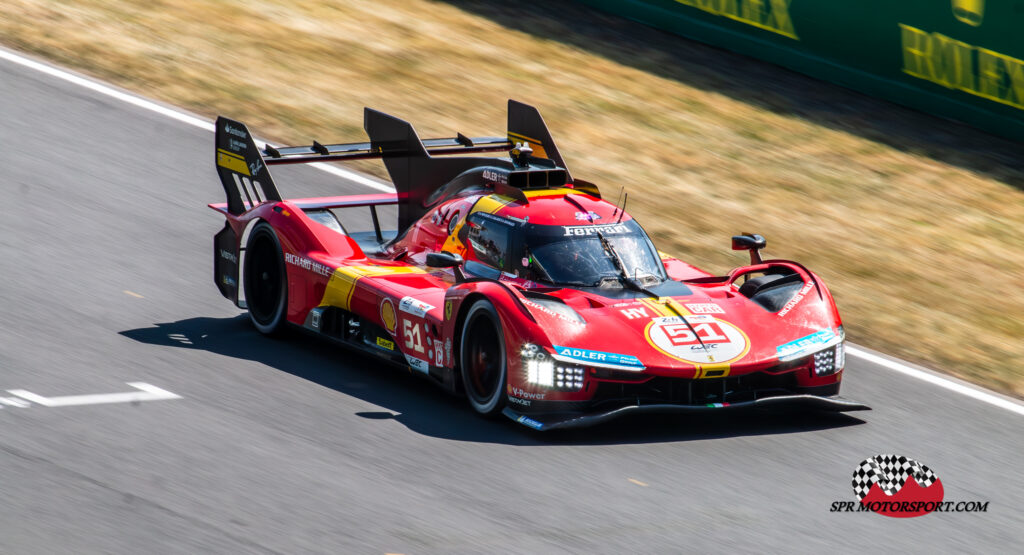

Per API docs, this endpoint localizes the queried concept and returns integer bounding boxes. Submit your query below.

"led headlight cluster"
[813,341,846,376]
[555,365,585,391]
[813,349,836,376]
[521,344,585,391]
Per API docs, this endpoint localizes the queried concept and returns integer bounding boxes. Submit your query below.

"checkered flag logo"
[852,454,939,500]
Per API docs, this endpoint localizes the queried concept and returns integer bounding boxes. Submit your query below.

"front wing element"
[503,395,870,431]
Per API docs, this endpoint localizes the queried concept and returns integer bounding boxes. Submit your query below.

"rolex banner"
[577,0,1024,142]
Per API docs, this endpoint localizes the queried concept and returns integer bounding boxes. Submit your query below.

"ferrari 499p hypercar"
[210,100,868,430]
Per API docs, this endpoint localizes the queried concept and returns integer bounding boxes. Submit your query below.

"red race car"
[210,100,868,430]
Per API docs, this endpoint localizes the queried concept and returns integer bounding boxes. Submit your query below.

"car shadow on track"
[443,0,1024,189]
[120,315,866,445]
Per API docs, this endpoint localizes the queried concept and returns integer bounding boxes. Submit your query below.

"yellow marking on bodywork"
[216,148,249,175]
[319,265,426,310]
[471,194,514,215]
[441,194,513,254]
[522,187,581,198]
[507,132,548,158]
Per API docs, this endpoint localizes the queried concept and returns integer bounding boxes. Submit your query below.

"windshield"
[521,220,666,287]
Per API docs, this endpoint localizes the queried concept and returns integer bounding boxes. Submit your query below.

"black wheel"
[243,222,288,335]
[459,300,507,417]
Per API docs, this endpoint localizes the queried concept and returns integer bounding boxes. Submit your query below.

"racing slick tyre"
[459,299,507,417]
[243,222,288,336]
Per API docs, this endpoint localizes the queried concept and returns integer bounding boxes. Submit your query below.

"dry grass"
[3,0,1022,395]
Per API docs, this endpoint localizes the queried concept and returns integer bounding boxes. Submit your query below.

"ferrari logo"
[444,300,453,321]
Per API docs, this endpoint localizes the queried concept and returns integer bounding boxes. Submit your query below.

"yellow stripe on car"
[320,265,426,310]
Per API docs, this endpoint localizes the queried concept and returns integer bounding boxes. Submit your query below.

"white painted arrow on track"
[6,382,182,407]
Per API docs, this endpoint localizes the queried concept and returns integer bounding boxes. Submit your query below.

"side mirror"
[426,251,464,268]
[731,233,766,265]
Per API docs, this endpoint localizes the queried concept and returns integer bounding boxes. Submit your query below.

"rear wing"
[214,100,586,230]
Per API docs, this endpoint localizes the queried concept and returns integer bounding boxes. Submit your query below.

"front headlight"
[813,327,845,376]
[522,343,584,391]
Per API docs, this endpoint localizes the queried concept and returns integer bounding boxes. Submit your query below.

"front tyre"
[243,222,288,335]
[459,300,507,417]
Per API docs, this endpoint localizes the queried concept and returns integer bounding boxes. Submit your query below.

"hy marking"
[3,46,1023,417]
[5,382,181,408]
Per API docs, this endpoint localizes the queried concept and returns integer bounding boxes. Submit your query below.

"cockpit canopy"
[464,213,666,287]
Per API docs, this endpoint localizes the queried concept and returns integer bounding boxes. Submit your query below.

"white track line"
[846,346,1024,416]
[0,47,393,193]
[3,46,1022,416]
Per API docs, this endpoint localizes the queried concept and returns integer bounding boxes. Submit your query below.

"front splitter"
[503,394,870,431]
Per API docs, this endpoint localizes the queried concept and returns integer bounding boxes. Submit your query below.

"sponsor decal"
[444,299,453,321]
[248,157,263,177]
[686,303,725,314]
[516,415,544,430]
[645,315,749,364]
[311,310,322,329]
[433,338,444,366]
[473,212,515,226]
[620,307,648,320]
[399,296,434,318]
[553,346,643,369]
[830,454,989,517]
[900,20,1024,112]
[404,354,430,374]
[777,281,814,317]
[776,328,837,359]
[952,0,984,26]
[227,137,248,153]
[574,211,601,221]
[379,298,397,334]
[224,122,248,139]
[482,168,508,184]
[376,336,395,351]
[507,395,531,407]
[522,299,584,326]
[221,275,237,287]
[444,337,452,366]
[216,148,249,175]
[219,248,238,264]
[509,386,546,400]
[284,253,332,277]
[675,0,798,40]
[562,223,629,236]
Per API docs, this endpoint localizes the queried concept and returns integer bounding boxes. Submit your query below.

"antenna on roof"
[612,186,624,217]
[617,192,628,223]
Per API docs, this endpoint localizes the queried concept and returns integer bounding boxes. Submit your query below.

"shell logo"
[380,298,397,334]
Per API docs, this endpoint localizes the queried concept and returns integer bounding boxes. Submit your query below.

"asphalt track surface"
[2,53,1023,554]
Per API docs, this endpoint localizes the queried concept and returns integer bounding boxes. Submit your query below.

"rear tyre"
[243,222,288,335]
[459,300,507,417]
